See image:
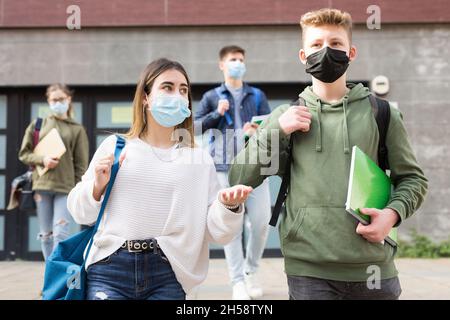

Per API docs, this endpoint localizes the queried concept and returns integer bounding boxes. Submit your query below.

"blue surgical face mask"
[49,101,69,116]
[148,93,191,128]
[226,60,246,79]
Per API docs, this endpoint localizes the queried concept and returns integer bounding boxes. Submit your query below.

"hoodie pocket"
[279,208,306,257]
[281,207,390,265]
[283,208,307,241]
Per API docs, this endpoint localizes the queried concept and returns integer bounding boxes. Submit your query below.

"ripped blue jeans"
[86,248,185,300]
[34,191,75,260]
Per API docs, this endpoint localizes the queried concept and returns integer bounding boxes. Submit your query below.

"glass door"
[95,101,133,148]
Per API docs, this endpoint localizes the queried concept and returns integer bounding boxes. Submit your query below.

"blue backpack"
[42,135,125,300]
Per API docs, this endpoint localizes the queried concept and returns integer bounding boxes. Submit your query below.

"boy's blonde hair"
[300,8,353,44]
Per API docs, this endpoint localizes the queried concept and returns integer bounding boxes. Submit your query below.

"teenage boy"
[228,9,428,300]
[195,46,272,300]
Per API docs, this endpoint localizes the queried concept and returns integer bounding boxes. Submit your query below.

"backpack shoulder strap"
[269,97,306,227]
[82,135,126,265]
[214,86,226,100]
[92,135,125,234]
[33,118,43,148]
[35,117,43,131]
[214,86,233,126]
[368,95,391,171]
[252,87,261,115]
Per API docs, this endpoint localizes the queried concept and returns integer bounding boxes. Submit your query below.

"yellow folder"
[33,128,67,176]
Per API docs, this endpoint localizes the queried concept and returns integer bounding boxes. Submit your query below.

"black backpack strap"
[269,97,305,227]
[368,95,391,171]
[269,134,293,226]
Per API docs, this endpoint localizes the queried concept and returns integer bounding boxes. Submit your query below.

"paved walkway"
[1,258,450,300]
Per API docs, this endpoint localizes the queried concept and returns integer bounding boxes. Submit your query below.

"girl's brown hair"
[46,83,75,118]
[125,58,194,147]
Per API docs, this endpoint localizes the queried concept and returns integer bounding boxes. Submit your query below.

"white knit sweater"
[67,135,244,294]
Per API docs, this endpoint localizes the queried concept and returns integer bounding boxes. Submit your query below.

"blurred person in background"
[195,46,272,300]
[19,83,89,260]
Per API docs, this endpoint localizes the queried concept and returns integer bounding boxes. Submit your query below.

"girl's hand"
[92,151,126,201]
[219,185,253,208]
[43,156,59,169]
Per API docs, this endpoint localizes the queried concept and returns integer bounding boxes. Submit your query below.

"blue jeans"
[86,248,186,300]
[34,191,75,260]
[217,172,271,285]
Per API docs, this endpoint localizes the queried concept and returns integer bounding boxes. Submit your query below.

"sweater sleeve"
[67,135,116,226]
[385,107,428,226]
[73,126,90,184]
[228,104,291,188]
[205,160,244,245]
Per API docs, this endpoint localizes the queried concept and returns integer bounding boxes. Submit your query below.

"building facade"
[0,0,449,260]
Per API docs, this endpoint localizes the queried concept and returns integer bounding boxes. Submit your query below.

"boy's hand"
[219,185,253,208]
[278,105,312,135]
[356,208,400,243]
[217,99,230,116]
[243,122,259,137]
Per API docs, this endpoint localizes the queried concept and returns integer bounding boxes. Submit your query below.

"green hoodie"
[229,83,428,281]
[18,115,89,194]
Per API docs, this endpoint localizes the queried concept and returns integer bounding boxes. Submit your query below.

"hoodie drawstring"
[312,95,350,154]
[315,99,322,152]
[342,96,350,154]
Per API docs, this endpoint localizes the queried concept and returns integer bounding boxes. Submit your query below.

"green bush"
[398,230,450,258]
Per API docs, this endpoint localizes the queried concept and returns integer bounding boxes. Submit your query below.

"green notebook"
[251,114,270,125]
[244,115,270,142]
[345,146,398,248]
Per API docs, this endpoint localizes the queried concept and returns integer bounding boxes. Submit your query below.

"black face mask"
[305,47,350,83]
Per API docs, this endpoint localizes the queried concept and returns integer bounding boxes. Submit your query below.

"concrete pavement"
[1,258,450,300]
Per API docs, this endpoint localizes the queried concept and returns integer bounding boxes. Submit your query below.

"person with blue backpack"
[194,45,272,300]
[64,58,253,300]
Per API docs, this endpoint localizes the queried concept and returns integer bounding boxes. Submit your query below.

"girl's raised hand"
[92,151,126,201]
[219,185,253,208]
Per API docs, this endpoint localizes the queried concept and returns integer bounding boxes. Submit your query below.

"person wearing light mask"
[18,84,89,260]
[67,58,254,300]
[194,46,272,300]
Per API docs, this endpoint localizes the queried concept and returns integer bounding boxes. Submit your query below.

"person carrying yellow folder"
[18,84,89,260]
[228,8,428,300]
